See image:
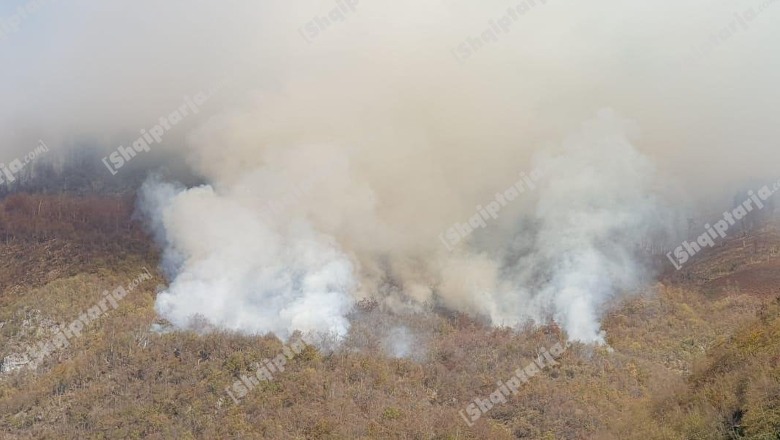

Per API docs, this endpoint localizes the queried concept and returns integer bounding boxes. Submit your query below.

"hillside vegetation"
[1,193,779,439]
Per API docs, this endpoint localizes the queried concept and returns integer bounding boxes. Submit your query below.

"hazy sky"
[0,0,778,201]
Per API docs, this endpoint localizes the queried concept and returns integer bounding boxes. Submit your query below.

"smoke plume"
[138,109,666,343]
[4,0,779,343]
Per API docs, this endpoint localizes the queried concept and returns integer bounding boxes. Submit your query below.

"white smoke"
[138,153,359,340]
[139,109,666,344]
[481,109,663,343]
[1,0,777,346]
[382,326,418,359]
[39,0,762,346]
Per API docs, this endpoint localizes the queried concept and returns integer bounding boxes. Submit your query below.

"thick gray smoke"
[138,109,666,343]
[4,0,779,343]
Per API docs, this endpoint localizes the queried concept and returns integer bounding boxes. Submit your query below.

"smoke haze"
[4,0,779,343]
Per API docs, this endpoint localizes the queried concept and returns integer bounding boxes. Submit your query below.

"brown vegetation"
[0,194,779,439]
